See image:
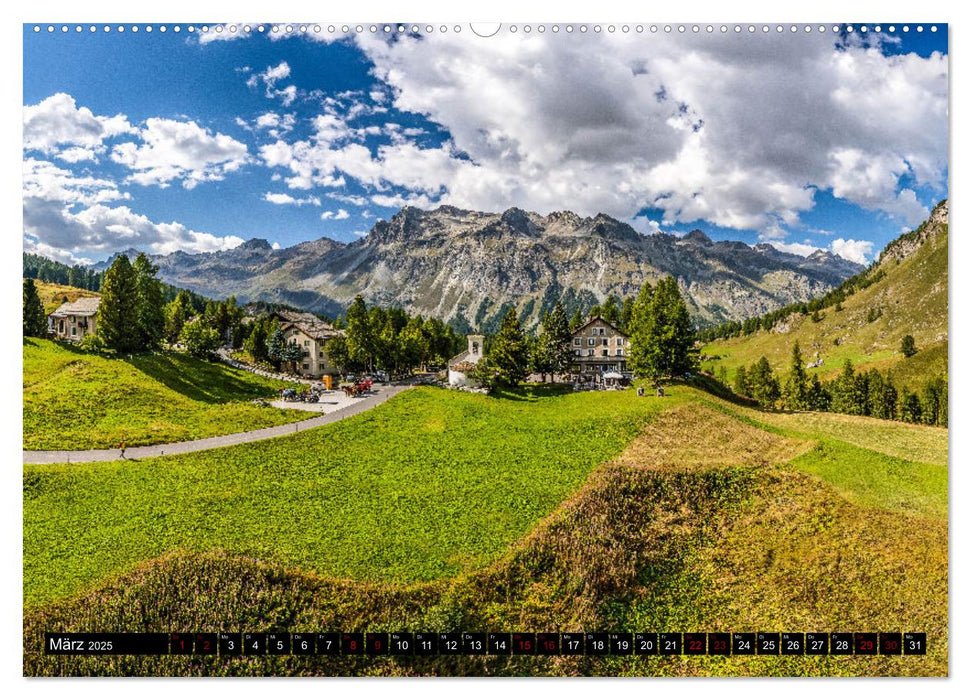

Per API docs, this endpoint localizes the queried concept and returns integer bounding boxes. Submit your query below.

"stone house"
[569,316,630,383]
[271,310,343,378]
[48,296,100,341]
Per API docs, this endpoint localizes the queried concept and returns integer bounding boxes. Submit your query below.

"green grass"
[23,338,306,450]
[691,389,947,518]
[789,439,947,519]
[24,385,948,677]
[23,385,673,608]
[702,220,947,385]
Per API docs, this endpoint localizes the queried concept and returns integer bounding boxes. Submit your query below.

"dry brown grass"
[611,403,809,472]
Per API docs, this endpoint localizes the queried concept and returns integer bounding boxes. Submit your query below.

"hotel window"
[616,349,624,356]
[602,349,608,357]
[573,338,581,346]
[602,338,609,346]
[71,327,76,336]
[302,363,309,370]
[304,340,310,347]
[588,338,595,346]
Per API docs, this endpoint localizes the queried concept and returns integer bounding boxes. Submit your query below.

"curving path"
[23,383,413,465]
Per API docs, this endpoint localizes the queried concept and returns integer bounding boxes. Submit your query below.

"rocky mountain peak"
[499,207,537,234]
[682,229,713,246]
[238,238,273,251]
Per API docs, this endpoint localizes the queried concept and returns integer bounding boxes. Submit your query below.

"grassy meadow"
[701,222,947,386]
[24,385,672,607]
[23,381,947,676]
[23,338,305,450]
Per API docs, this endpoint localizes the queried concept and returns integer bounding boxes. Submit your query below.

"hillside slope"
[23,339,304,450]
[702,201,947,385]
[29,279,100,315]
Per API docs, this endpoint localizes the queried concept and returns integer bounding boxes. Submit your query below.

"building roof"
[273,309,342,340]
[571,315,628,338]
[448,349,477,368]
[49,296,100,317]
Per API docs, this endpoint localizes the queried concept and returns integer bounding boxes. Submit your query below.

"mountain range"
[96,206,864,330]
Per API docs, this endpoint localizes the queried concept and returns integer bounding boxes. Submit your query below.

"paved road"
[23,383,412,465]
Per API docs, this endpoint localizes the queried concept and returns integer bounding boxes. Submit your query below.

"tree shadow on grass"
[490,383,574,402]
[121,352,284,404]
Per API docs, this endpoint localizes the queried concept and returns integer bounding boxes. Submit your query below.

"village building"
[447,333,485,387]
[269,309,343,379]
[569,316,630,386]
[48,296,100,341]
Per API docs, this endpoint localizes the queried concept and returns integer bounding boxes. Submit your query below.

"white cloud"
[248,61,299,105]
[769,241,820,257]
[57,147,99,163]
[769,238,875,264]
[274,29,947,240]
[23,93,133,157]
[320,208,350,220]
[251,111,296,138]
[630,215,661,235]
[23,158,128,207]
[23,238,93,266]
[263,192,321,206]
[830,238,875,265]
[24,200,244,258]
[111,118,250,189]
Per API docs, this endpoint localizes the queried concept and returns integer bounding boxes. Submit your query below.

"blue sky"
[23,23,948,265]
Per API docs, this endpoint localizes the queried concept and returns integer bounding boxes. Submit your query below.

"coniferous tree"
[569,308,584,331]
[488,307,531,386]
[880,371,899,421]
[900,389,923,423]
[97,255,140,353]
[628,276,695,383]
[748,356,780,407]
[533,302,573,382]
[921,376,947,426]
[867,369,891,419]
[829,359,864,415]
[600,295,620,325]
[619,296,635,332]
[133,253,165,350]
[901,334,918,358]
[807,373,830,411]
[23,278,47,337]
[345,295,376,372]
[782,342,809,410]
[325,335,351,376]
[243,317,273,362]
[267,328,287,369]
[398,316,426,374]
[164,290,194,344]
[733,365,749,397]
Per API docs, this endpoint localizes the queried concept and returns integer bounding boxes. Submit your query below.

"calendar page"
[22,20,948,678]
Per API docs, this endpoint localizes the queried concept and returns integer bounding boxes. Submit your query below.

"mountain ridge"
[92,205,864,329]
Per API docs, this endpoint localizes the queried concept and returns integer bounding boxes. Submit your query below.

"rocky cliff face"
[879,200,949,265]
[109,206,864,329]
